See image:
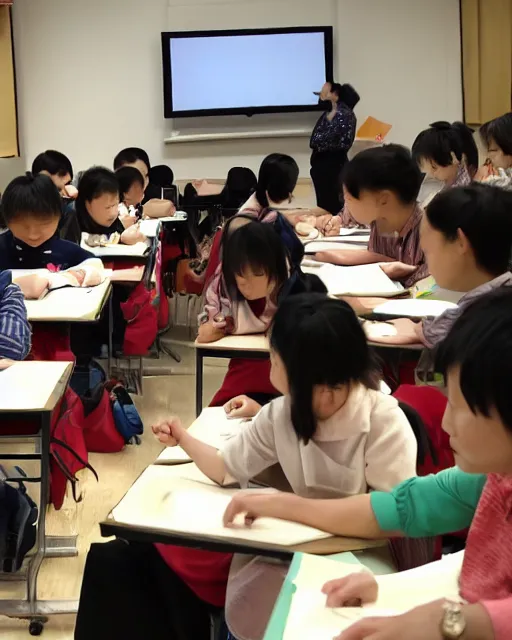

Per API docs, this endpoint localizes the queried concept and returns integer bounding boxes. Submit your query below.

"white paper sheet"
[112,465,331,547]
[301,263,404,297]
[156,407,250,464]
[24,278,111,321]
[373,299,457,318]
[81,238,150,258]
[304,239,369,253]
[283,552,463,640]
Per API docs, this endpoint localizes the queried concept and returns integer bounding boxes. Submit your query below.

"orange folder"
[356,117,393,142]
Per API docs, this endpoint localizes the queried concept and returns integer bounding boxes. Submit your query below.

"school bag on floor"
[80,383,126,453]
[50,387,98,510]
[107,382,144,445]
[0,468,38,573]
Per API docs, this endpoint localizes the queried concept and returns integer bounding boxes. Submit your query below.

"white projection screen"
[161,27,333,118]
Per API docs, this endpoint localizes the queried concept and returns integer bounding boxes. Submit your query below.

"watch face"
[442,602,467,639]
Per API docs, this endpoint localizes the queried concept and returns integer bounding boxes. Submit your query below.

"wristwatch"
[440,601,467,639]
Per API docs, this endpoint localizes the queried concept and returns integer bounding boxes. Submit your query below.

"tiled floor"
[0,342,228,639]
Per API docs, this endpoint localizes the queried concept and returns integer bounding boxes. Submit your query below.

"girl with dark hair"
[240,153,299,214]
[153,293,417,640]
[61,167,145,245]
[412,121,478,184]
[310,81,360,215]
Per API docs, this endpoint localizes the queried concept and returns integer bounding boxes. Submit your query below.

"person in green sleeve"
[223,287,512,640]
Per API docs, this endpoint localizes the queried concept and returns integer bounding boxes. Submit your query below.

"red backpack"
[121,281,158,355]
[50,388,98,510]
[80,383,126,453]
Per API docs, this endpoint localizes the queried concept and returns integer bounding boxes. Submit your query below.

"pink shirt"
[460,474,512,639]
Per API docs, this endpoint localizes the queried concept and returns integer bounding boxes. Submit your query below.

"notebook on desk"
[24,279,111,321]
[373,298,457,319]
[156,407,251,464]
[304,238,370,254]
[301,263,405,298]
[111,464,331,547]
[265,551,463,640]
[80,238,150,258]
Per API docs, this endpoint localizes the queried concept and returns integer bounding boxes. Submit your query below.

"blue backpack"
[109,384,144,445]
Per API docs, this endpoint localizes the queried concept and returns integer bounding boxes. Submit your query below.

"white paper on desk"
[156,407,250,464]
[138,219,161,238]
[81,238,149,258]
[301,263,404,298]
[24,279,110,321]
[373,299,457,318]
[112,465,331,546]
[283,552,463,640]
[304,239,368,254]
[339,228,371,237]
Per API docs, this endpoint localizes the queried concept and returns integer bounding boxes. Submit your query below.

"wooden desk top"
[0,361,73,412]
[195,334,269,353]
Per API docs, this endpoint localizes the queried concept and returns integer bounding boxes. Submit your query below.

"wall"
[12,0,463,179]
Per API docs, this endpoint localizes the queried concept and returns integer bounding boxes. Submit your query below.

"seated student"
[199,220,323,409]
[74,294,416,640]
[183,167,257,214]
[316,145,428,288]
[0,270,31,366]
[31,149,75,198]
[113,147,174,218]
[115,166,145,227]
[476,111,512,180]
[157,295,417,640]
[60,167,145,246]
[369,183,512,354]
[0,174,92,271]
[224,288,512,640]
[412,121,478,188]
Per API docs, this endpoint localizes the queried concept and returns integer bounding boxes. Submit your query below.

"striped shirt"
[0,271,31,360]
[339,204,369,229]
[368,203,428,287]
[451,163,472,188]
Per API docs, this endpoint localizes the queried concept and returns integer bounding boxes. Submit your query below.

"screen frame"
[161,26,334,119]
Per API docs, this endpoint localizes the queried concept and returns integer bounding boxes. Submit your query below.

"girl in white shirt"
[153,293,417,640]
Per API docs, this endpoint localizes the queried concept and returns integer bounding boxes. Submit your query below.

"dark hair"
[480,112,512,156]
[76,167,119,218]
[31,150,73,180]
[223,167,257,211]
[398,402,438,468]
[270,294,378,444]
[331,82,360,110]
[342,144,422,204]
[426,183,512,276]
[222,220,288,301]
[113,147,151,171]
[436,287,512,433]
[255,153,299,208]
[116,166,144,199]
[1,173,62,224]
[412,121,478,176]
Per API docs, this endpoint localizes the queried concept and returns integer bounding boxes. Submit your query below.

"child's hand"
[323,215,341,236]
[322,572,379,608]
[380,262,417,281]
[14,274,50,300]
[224,395,262,418]
[151,418,185,447]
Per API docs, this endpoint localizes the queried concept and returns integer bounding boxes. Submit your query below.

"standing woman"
[310,82,360,214]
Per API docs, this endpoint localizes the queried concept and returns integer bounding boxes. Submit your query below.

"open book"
[111,464,331,548]
[304,237,370,254]
[301,263,405,298]
[156,407,251,464]
[266,551,463,640]
[81,235,150,258]
[372,298,457,319]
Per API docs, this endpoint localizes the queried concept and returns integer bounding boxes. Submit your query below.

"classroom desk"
[0,361,78,633]
[195,335,270,416]
[100,463,385,560]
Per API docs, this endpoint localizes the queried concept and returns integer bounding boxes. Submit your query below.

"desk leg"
[195,349,203,417]
[107,293,113,378]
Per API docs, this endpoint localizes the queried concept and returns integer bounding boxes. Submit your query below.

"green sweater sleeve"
[370,467,486,537]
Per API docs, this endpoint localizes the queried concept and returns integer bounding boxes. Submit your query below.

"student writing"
[61,167,145,246]
[412,121,478,187]
[316,145,428,287]
[370,183,512,351]
[113,147,175,218]
[223,289,512,640]
[154,293,418,640]
[115,166,145,227]
[0,174,92,271]
[31,149,76,198]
